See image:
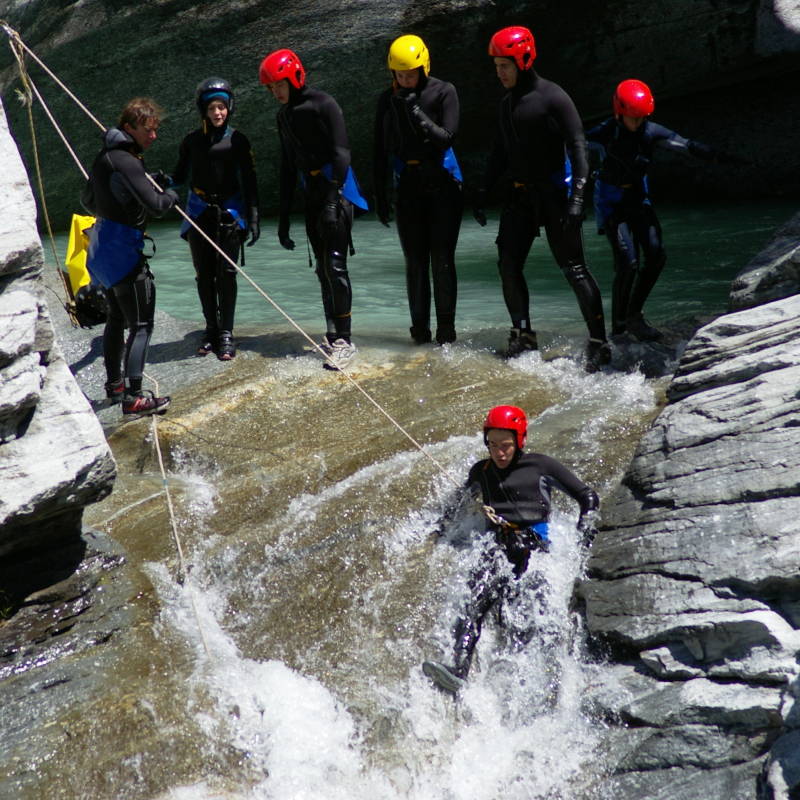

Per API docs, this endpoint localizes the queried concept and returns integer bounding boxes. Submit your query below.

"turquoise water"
[50,200,797,338]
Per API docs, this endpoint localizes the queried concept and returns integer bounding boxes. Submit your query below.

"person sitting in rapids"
[585,79,748,342]
[422,405,599,694]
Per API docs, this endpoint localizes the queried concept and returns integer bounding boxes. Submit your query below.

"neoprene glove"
[577,510,599,548]
[164,188,180,208]
[151,170,172,190]
[375,194,392,227]
[317,188,341,240]
[246,209,260,247]
[474,189,487,227]
[278,217,295,251]
[563,194,586,234]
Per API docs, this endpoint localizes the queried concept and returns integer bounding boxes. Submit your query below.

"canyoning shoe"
[585,339,612,374]
[435,326,457,345]
[198,326,218,356]
[122,391,171,417]
[322,338,358,371]
[422,661,466,694]
[104,378,125,405]
[410,327,432,345]
[626,312,664,343]
[218,331,236,361]
[506,328,538,358]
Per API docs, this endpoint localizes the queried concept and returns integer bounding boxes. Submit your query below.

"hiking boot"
[104,378,125,405]
[217,330,236,361]
[435,326,457,345]
[198,326,218,356]
[122,391,170,417]
[585,339,612,373]
[626,312,664,342]
[422,661,466,694]
[322,338,357,371]
[506,328,538,358]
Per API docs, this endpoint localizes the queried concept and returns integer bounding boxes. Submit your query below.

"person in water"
[372,34,463,346]
[585,79,748,341]
[260,48,368,371]
[81,98,178,417]
[422,405,599,694]
[475,26,610,372]
[158,78,260,360]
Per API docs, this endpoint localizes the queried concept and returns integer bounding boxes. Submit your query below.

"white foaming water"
[142,351,662,800]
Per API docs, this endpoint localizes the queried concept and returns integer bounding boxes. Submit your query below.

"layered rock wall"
[581,218,800,798]
[0,95,115,604]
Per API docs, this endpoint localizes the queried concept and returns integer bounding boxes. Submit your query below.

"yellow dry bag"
[65,213,96,296]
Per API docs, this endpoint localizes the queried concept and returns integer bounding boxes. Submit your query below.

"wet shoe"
[322,338,357,371]
[122,391,170,417]
[585,339,612,373]
[506,328,538,358]
[422,661,466,694]
[217,330,235,361]
[104,378,125,405]
[435,326,457,345]
[198,326,218,356]
[626,312,664,342]
[410,327,432,345]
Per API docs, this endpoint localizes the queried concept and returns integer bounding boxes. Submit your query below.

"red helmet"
[613,79,654,118]
[483,405,528,450]
[488,26,536,71]
[259,49,305,90]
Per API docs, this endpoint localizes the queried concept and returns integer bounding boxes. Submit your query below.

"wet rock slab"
[580,293,800,798]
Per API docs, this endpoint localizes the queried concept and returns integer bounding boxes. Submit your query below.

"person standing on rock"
[157,78,260,361]
[260,48,368,371]
[422,405,599,694]
[474,26,610,372]
[81,98,178,417]
[585,79,748,342]
[372,34,463,346]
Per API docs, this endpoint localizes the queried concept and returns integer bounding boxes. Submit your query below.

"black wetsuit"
[450,450,599,677]
[586,118,719,333]
[373,74,463,343]
[81,128,175,395]
[170,121,259,336]
[277,85,356,342]
[480,70,606,343]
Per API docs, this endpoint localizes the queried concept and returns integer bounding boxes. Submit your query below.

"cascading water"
[6,201,795,799]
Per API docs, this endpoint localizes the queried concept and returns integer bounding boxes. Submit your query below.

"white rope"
[0,20,463,492]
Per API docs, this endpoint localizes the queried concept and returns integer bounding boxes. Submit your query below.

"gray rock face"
[730,210,800,311]
[580,252,800,794]
[0,95,115,581]
[0,0,799,228]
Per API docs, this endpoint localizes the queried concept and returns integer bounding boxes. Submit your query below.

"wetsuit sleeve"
[319,94,351,188]
[540,455,598,515]
[234,131,260,210]
[480,113,509,192]
[410,80,459,152]
[550,88,589,195]
[170,133,193,189]
[465,461,489,502]
[277,126,297,229]
[111,153,175,218]
[80,177,97,216]
[649,123,716,160]
[372,90,393,208]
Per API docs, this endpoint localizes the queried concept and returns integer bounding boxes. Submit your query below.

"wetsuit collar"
[104,126,142,154]
[287,84,308,108]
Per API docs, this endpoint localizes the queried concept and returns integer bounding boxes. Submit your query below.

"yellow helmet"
[388,35,430,76]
